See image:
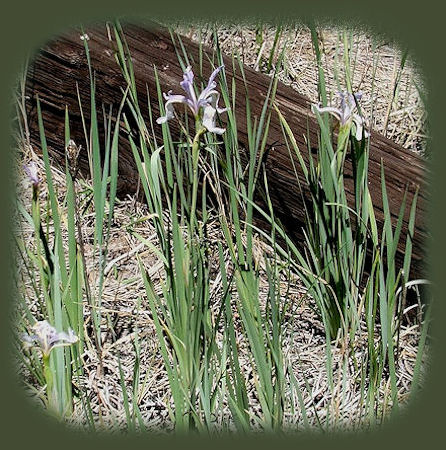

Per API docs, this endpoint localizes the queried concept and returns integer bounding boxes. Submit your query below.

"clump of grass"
[113,22,300,432]
[14,35,126,427]
[211,45,289,431]
[113,23,229,432]
[271,26,430,423]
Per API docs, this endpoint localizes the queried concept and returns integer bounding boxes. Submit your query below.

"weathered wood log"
[24,22,428,280]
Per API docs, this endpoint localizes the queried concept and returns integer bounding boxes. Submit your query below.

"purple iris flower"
[312,91,370,140]
[157,65,227,135]
[23,162,40,187]
[22,320,78,357]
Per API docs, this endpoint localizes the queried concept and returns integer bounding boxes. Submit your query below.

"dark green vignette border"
[1,1,444,449]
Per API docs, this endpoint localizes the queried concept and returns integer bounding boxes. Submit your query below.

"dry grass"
[15,148,427,432]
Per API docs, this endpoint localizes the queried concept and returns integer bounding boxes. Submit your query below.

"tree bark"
[24,22,428,280]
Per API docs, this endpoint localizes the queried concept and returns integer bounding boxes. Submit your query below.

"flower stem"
[43,353,58,415]
[336,124,351,175]
[189,125,206,236]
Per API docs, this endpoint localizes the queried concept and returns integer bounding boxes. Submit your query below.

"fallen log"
[24,22,428,280]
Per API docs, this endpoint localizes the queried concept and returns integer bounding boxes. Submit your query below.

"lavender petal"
[156,94,189,124]
[312,104,343,123]
[202,105,225,135]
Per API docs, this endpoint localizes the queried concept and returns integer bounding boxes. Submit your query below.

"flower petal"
[352,113,369,140]
[24,162,40,186]
[204,90,227,114]
[198,65,224,102]
[156,94,189,124]
[180,66,198,106]
[312,104,343,122]
[207,65,224,87]
[21,333,38,350]
[202,105,225,135]
[338,92,356,123]
[50,328,78,350]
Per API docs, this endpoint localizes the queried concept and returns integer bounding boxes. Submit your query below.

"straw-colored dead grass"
[15,147,427,432]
